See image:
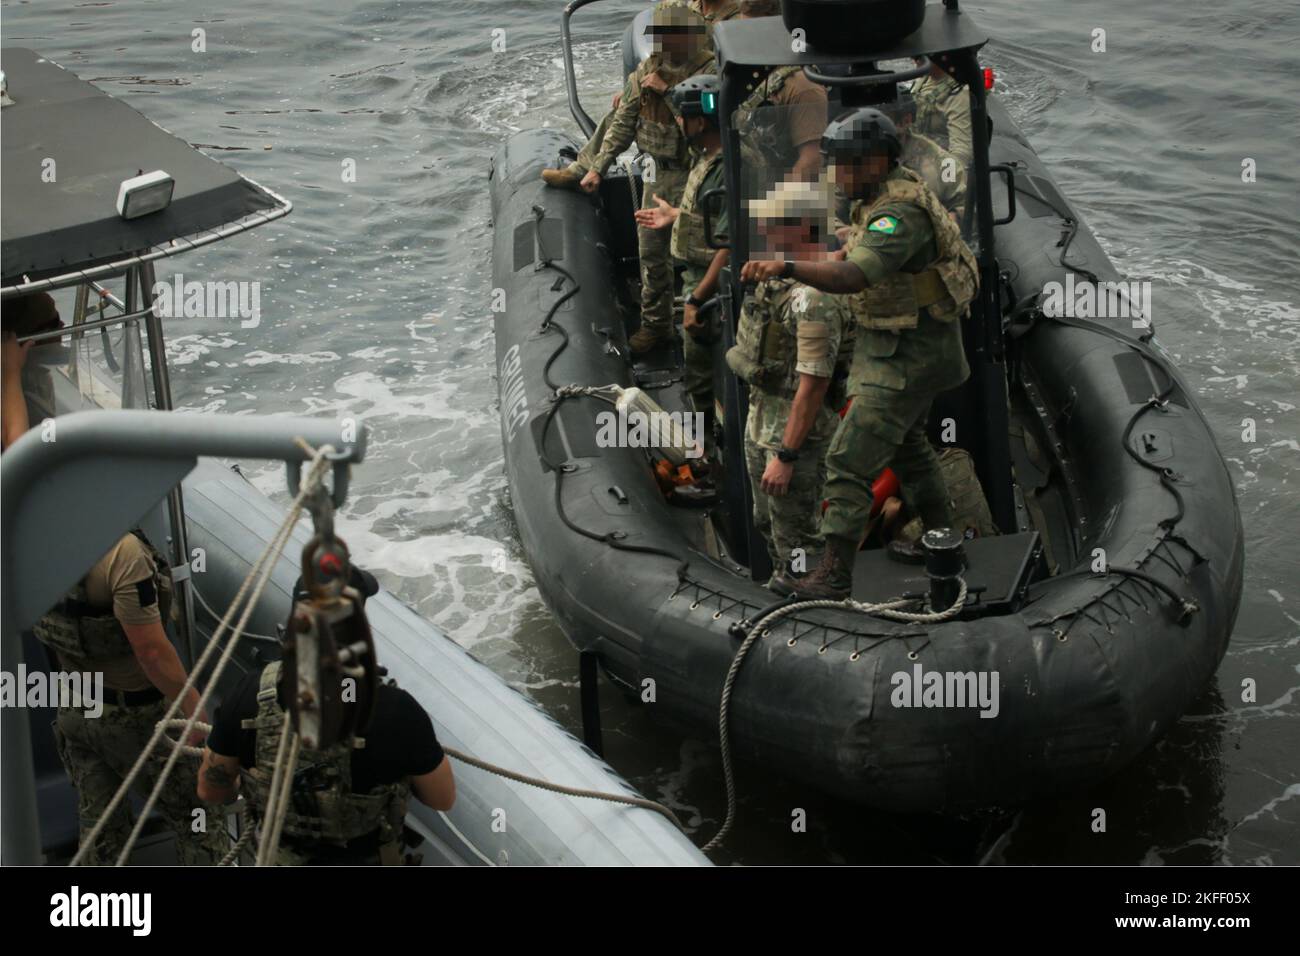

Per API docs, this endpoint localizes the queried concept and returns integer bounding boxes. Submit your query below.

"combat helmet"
[669,74,722,126]
[821,107,902,164]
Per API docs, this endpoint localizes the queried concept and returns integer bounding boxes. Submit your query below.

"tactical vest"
[33,530,172,662]
[636,51,715,164]
[912,74,962,152]
[734,65,801,173]
[671,150,723,266]
[901,131,964,213]
[726,278,851,406]
[240,661,411,862]
[846,168,978,331]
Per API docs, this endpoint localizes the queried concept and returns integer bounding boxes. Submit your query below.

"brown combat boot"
[628,325,672,354]
[541,164,582,189]
[791,535,858,600]
[768,570,797,595]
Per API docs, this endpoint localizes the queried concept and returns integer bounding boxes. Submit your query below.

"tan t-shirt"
[773,70,828,150]
[57,534,162,691]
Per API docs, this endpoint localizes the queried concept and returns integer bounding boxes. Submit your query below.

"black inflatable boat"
[489,1,1244,812]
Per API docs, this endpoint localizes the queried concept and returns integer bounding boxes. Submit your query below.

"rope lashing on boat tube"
[529,203,692,581]
[701,579,970,853]
[1027,563,1199,628]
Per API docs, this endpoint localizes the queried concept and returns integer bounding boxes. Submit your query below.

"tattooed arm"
[198,749,241,804]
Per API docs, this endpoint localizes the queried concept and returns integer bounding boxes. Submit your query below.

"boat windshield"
[22,279,154,421]
[731,91,979,261]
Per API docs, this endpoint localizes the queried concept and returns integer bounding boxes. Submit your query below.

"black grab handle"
[701,186,730,251]
[989,163,1017,225]
[803,58,931,88]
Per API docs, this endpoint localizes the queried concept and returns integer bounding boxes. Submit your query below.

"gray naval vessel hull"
[22,458,704,865]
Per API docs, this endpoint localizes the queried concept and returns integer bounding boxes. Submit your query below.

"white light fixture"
[116,170,174,220]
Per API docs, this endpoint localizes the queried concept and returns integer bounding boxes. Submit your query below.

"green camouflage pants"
[820,387,956,543]
[54,700,227,865]
[745,431,830,572]
[570,109,616,175]
[639,165,689,334]
[566,109,687,335]
[680,264,715,416]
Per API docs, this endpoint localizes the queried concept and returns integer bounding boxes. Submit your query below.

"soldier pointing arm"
[741,109,979,598]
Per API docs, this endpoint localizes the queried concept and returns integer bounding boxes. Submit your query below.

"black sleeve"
[207,671,259,763]
[391,688,444,776]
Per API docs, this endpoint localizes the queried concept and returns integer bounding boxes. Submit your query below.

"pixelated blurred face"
[756,219,827,260]
[830,153,892,199]
[652,25,704,64]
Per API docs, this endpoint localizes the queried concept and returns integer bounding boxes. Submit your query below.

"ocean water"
[4,0,1295,864]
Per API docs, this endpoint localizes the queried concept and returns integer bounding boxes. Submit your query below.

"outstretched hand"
[740,259,788,283]
[633,194,677,231]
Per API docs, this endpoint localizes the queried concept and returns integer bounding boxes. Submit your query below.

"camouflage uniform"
[911,72,973,168]
[672,147,728,415]
[727,280,852,569]
[53,701,224,865]
[901,130,966,218]
[569,5,714,338]
[690,0,741,28]
[821,167,979,544]
[894,445,998,543]
[35,533,225,865]
[239,662,411,866]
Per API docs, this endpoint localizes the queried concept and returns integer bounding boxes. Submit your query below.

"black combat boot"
[887,538,928,564]
[790,535,857,600]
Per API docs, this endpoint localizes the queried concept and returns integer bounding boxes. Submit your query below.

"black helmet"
[669,74,722,126]
[820,107,902,163]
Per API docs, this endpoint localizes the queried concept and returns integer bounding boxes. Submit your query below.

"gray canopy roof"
[1,48,290,292]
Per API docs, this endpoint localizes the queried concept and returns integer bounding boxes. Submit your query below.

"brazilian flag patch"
[868,215,899,235]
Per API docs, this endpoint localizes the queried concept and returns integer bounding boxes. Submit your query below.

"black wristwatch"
[780,260,796,279]
[685,293,705,308]
[777,446,800,463]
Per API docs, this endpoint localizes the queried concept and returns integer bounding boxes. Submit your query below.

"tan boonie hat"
[746,178,831,221]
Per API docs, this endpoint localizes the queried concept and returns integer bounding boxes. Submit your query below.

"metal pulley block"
[282,532,378,749]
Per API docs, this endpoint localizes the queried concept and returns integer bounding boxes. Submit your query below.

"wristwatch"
[781,260,796,279]
[685,293,705,308]
[776,446,800,463]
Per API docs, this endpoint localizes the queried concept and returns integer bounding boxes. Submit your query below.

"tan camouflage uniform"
[690,0,741,27]
[568,4,715,338]
[727,281,852,570]
[911,72,973,168]
[901,130,966,218]
[36,534,225,865]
